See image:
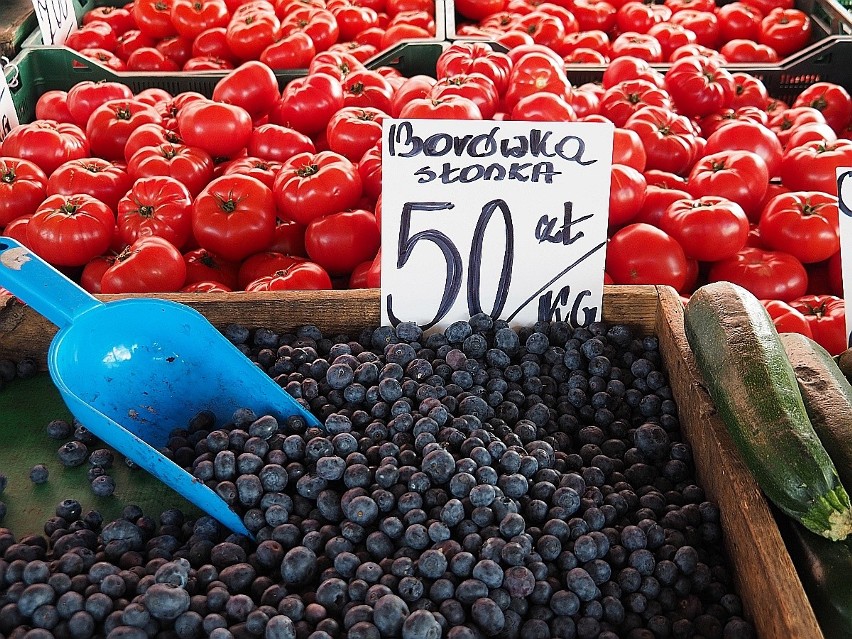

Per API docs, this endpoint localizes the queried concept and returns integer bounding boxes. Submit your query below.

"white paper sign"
[0,71,18,142]
[32,0,78,46]
[838,167,852,350]
[381,118,613,332]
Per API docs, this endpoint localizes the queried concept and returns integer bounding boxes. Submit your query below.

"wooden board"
[0,284,823,638]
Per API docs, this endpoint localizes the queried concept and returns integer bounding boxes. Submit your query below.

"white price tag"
[32,0,78,45]
[381,118,613,332]
[838,167,852,350]
[0,70,18,142]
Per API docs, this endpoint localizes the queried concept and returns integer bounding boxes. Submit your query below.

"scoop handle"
[0,237,102,328]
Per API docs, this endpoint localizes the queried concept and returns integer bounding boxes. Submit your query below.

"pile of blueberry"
[0,317,755,638]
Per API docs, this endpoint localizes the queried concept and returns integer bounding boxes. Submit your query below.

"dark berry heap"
[0,318,755,639]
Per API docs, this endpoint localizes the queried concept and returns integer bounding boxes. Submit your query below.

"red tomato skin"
[686,150,769,221]
[304,209,380,276]
[212,60,281,121]
[245,261,333,290]
[269,73,345,136]
[1,121,90,177]
[101,236,188,293]
[47,158,133,213]
[177,99,253,159]
[659,196,750,262]
[183,247,241,289]
[273,151,363,225]
[758,191,840,264]
[0,158,48,226]
[761,299,814,338]
[27,194,116,267]
[608,164,647,229]
[192,174,277,261]
[789,294,847,355]
[605,223,689,290]
[116,175,194,249]
[708,246,808,301]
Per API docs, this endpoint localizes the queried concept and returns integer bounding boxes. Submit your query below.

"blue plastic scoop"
[0,237,321,537]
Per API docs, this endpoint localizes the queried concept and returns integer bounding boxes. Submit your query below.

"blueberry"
[90,475,116,497]
[46,419,73,440]
[280,546,316,585]
[29,464,49,484]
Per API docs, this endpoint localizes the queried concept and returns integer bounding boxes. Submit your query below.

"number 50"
[385,199,515,329]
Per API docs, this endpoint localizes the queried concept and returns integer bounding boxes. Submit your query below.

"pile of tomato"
[64,0,438,71]
[453,0,816,64]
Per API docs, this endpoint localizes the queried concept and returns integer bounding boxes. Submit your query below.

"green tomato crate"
[19,0,447,54]
[2,41,445,125]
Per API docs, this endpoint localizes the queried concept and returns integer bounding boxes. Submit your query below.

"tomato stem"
[296,164,319,178]
[1,169,15,184]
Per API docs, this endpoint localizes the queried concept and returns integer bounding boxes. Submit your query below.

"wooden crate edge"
[652,285,822,639]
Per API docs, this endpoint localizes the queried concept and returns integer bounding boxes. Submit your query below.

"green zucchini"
[684,281,852,541]
[780,332,852,490]
[781,517,852,638]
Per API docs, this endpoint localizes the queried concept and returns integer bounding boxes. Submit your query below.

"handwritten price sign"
[0,71,18,142]
[838,167,852,348]
[32,0,78,45]
[381,119,613,331]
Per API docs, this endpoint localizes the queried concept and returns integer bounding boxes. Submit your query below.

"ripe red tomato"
[170,0,230,39]
[668,9,719,48]
[212,60,281,121]
[599,79,673,128]
[430,73,500,120]
[181,281,233,292]
[608,164,647,228]
[86,99,163,162]
[704,120,782,179]
[789,294,847,355]
[226,6,281,61]
[768,106,827,148]
[193,26,237,61]
[759,8,810,58]
[328,0,380,41]
[260,31,316,69]
[609,33,664,63]
[183,247,240,288]
[792,82,852,134]
[101,236,187,293]
[779,139,852,195]
[222,157,282,189]
[390,75,436,117]
[127,47,181,71]
[455,0,506,20]
[761,299,813,338]
[0,158,48,226]
[325,107,387,162]
[116,176,194,249]
[47,158,132,213]
[134,0,178,38]
[192,174,277,261]
[248,124,316,162]
[503,52,571,113]
[436,42,512,95]
[27,194,116,267]
[758,191,839,263]
[719,39,779,63]
[634,183,690,227]
[270,73,345,136]
[572,0,617,32]
[687,150,769,221]
[729,72,770,110]
[304,209,379,276]
[177,99,253,159]
[245,261,332,290]
[83,5,135,33]
[127,143,215,197]
[601,56,665,89]
[270,218,308,256]
[66,22,118,53]
[281,7,340,52]
[623,105,703,176]
[708,246,808,301]
[340,69,395,113]
[35,91,74,123]
[1,120,90,177]
[273,150,363,225]
[510,93,576,122]
[664,55,734,118]
[80,255,116,294]
[717,2,763,41]
[398,95,483,119]
[124,123,184,162]
[358,138,382,201]
[605,223,689,290]
[659,196,750,262]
